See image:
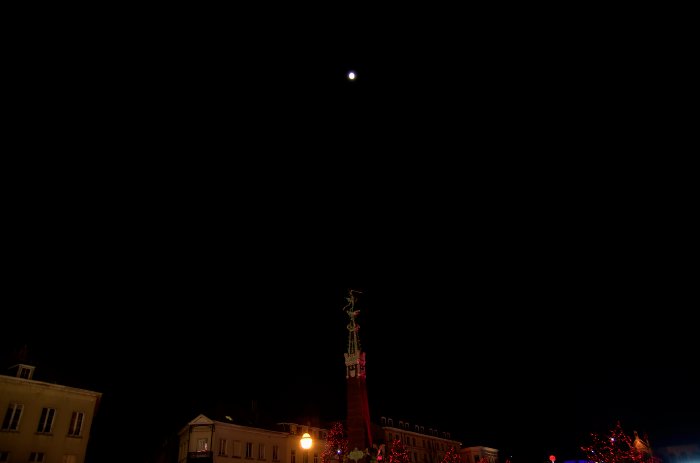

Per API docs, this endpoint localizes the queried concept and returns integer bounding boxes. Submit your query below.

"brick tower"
[343,289,372,460]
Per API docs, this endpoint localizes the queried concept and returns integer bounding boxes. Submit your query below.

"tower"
[343,290,372,458]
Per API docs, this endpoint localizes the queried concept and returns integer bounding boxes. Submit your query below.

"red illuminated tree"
[389,438,410,463]
[580,421,652,463]
[322,422,349,463]
[441,446,460,463]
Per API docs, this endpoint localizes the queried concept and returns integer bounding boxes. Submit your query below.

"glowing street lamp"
[301,432,313,450]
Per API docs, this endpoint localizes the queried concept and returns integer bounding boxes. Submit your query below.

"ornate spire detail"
[344,289,363,363]
[342,288,372,455]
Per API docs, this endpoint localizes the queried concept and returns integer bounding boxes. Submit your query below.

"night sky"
[4,5,697,463]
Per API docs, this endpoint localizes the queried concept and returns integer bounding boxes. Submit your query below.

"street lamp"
[301,432,313,450]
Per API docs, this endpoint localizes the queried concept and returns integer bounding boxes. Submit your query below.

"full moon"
[347,71,356,80]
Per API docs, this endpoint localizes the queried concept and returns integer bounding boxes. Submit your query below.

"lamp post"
[301,432,313,450]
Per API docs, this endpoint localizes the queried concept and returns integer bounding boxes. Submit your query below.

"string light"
[321,422,348,463]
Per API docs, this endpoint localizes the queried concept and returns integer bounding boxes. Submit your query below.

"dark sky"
[4,5,697,463]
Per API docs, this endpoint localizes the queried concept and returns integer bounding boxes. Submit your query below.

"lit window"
[197,439,208,452]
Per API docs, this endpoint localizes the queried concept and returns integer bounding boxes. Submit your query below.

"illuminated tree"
[389,438,410,463]
[322,422,349,463]
[580,421,650,463]
[441,446,461,463]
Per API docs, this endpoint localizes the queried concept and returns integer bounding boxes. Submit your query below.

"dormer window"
[11,364,35,380]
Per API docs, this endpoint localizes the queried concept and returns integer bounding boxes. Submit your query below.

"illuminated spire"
[344,289,363,368]
[342,289,372,456]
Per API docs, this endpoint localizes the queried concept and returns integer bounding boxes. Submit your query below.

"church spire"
[343,289,372,460]
[344,289,363,374]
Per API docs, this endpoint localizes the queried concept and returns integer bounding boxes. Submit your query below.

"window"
[62,456,77,463]
[388,419,393,427]
[68,412,84,437]
[197,439,208,452]
[37,408,56,433]
[259,443,266,460]
[19,366,32,379]
[234,441,242,458]
[381,417,386,425]
[0,451,8,462]
[272,445,280,461]
[314,453,319,463]
[246,442,253,459]
[29,452,45,462]
[219,439,228,456]
[291,449,296,463]
[2,403,23,431]
[303,453,309,463]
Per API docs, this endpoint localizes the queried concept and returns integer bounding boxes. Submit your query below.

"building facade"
[178,414,328,463]
[376,417,465,463]
[0,363,102,463]
[459,446,499,463]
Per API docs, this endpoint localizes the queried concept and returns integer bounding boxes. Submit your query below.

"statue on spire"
[343,289,363,320]
[343,289,363,360]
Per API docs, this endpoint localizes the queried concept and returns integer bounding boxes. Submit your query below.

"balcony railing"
[187,451,214,462]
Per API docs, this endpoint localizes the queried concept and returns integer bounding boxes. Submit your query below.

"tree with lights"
[441,446,461,463]
[580,421,655,463]
[389,438,411,463]
[322,422,349,463]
